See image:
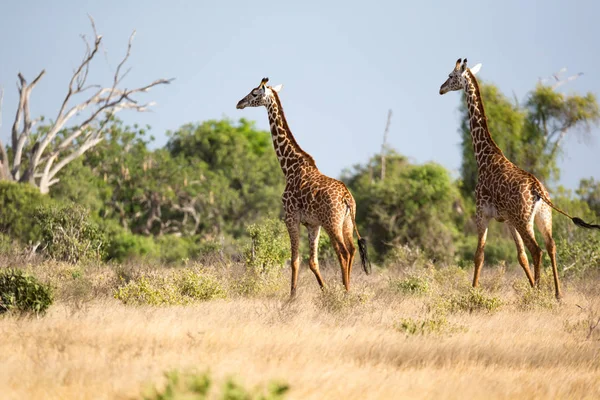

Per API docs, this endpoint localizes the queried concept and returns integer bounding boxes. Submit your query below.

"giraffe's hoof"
[555,293,563,301]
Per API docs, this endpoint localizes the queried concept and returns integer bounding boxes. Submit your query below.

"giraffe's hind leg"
[325,226,351,291]
[342,216,356,279]
[535,203,562,299]
[514,221,544,290]
[306,224,325,289]
[285,216,301,297]
[508,225,535,287]
[473,211,491,287]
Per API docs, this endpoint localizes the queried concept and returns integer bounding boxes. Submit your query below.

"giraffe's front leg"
[307,224,325,288]
[285,215,301,297]
[473,210,490,287]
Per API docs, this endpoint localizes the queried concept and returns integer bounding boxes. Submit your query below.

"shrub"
[556,235,600,279]
[395,315,465,336]
[114,268,227,306]
[512,271,557,311]
[114,275,183,306]
[177,269,227,301]
[315,284,372,314]
[383,244,429,269]
[0,181,50,244]
[0,268,53,315]
[155,235,197,264]
[244,219,289,275]
[34,204,106,264]
[390,275,430,295]
[100,220,157,262]
[433,265,471,291]
[231,270,286,298]
[143,370,289,400]
[443,288,502,314]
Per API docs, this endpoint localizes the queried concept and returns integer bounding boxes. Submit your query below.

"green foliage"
[577,177,600,217]
[143,370,289,400]
[443,288,502,314]
[244,219,289,275]
[0,268,53,315]
[177,269,227,301]
[155,235,198,264]
[459,81,600,195]
[343,153,460,262]
[390,275,430,295]
[551,187,600,277]
[50,157,109,215]
[114,269,226,306]
[315,284,372,314]
[34,204,106,264]
[101,220,157,262]
[395,316,461,336]
[0,181,50,243]
[383,244,429,269]
[512,270,558,311]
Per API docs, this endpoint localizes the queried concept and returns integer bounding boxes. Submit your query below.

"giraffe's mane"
[270,89,318,168]
[466,70,504,156]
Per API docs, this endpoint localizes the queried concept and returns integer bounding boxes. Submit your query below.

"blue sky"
[1,0,599,191]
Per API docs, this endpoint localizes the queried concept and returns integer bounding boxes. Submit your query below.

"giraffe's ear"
[271,84,283,93]
[470,63,482,76]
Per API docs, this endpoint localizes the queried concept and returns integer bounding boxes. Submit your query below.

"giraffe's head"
[236,77,283,109]
[439,58,481,95]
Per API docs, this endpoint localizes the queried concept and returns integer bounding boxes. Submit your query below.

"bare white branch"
[7,16,173,192]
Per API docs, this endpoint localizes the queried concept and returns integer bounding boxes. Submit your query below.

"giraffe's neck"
[463,71,504,170]
[265,91,317,180]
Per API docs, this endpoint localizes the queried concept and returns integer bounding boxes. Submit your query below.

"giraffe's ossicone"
[237,77,371,296]
[440,58,600,300]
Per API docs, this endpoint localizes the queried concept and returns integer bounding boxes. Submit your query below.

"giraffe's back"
[477,158,550,222]
[283,169,354,228]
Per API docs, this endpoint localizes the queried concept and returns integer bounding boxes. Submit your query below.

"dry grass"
[1,261,600,399]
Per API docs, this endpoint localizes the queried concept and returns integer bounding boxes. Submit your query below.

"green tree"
[459,82,599,196]
[576,177,600,217]
[166,119,284,237]
[343,151,461,262]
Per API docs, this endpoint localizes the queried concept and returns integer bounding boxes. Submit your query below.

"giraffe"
[439,58,600,299]
[236,77,371,296]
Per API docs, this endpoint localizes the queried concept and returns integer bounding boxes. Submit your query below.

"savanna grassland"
[1,254,599,400]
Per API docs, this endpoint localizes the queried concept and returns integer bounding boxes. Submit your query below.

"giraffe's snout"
[236,100,246,109]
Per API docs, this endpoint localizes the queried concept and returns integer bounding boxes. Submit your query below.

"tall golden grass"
[1,261,599,399]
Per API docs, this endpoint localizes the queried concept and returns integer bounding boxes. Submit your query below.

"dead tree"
[380,109,392,182]
[0,16,172,194]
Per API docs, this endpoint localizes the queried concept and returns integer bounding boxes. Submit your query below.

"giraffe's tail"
[536,189,600,230]
[357,237,371,275]
[346,198,372,275]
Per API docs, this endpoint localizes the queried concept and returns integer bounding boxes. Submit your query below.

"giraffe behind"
[440,58,600,299]
[237,78,371,296]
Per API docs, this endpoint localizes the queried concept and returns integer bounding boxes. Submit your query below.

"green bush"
[114,275,184,306]
[444,288,502,314]
[0,268,53,315]
[395,316,465,336]
[114,269,227,306]
[244,219,289,275]
[0,181,50,244]
[143,370,289,400]
[390,275,430,295]
[512,270,557,311]
[231,270,286,298]
[155,235,198,264]
[556,235,600,279]
[177,269,227,301]
[34,204,106,264]
[99,219,157,262]
[315,284,372,314]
